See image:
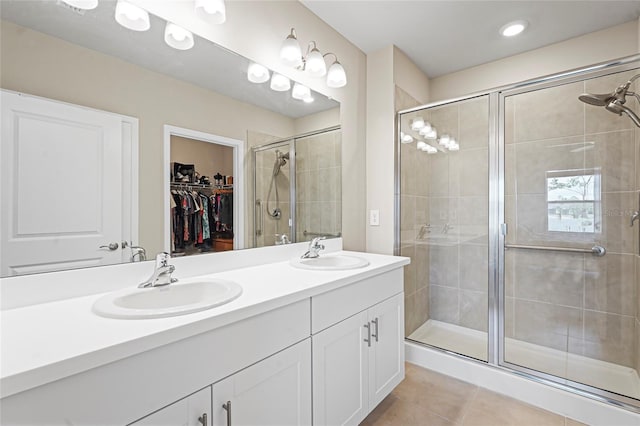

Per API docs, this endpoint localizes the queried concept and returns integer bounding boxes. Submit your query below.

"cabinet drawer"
[311,268,403,334]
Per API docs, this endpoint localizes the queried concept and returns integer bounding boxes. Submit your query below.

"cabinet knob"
[222,400,232,426]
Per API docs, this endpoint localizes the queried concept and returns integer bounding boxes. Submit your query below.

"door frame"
[163,125,245,252]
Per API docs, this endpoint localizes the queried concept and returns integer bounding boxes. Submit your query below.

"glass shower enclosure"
[252,126,342,248]
[398,57,640,411]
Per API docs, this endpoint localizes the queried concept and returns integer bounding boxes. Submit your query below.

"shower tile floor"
[408,320,640,400]
[361,362,587,426]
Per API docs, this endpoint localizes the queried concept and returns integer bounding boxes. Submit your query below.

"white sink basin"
[93,279,242,319]
[290,254,370,271]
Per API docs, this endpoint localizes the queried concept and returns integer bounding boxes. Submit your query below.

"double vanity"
[0,240,408,425]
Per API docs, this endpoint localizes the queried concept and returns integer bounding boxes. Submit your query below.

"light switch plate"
[370,209,380,226]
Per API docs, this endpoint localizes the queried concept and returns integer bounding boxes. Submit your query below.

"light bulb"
[326,60,346,88]
[115,0,150,31]
[411,117,425,131]
[280,30,302,68]
[500,20,528,37]
[62,0,98,9]
[425,128,437,139]
[292,83,311,100]
[418,123,433,135]
[195,0,226,24]
[401,134,414,144]
[438,134,450,146]
[164,23,194,50]
[270,73,291,92]
[306,47,327,77]
[417,141,427,150]
[247,63,270,83]
[303,94,314,103]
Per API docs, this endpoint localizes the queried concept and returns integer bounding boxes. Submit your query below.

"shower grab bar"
[303,230,342,238]
[505,244,606,257]
[255,199,263,237]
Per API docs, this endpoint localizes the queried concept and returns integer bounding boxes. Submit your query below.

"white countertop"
[0,250,408,399]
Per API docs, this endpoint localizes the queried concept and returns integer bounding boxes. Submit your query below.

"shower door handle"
[255,199,263,237]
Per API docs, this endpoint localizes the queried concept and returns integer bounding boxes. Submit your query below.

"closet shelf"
[170,182,233,190]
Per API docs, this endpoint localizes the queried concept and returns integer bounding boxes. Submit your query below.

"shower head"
[272,150,289,176]
[578,73,640,128]
[606,100,640,127]
[578,92,614,107]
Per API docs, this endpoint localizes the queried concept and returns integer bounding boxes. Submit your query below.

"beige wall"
[133,0,367,251]
[170,136,234,179]
[429,20,639,102]
[294,107,340,135]
[366,46,431,254]
[0,20,297,255]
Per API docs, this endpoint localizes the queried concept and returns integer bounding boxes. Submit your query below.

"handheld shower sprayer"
[579,73,640,128]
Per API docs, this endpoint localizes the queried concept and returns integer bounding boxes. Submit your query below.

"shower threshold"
[408,319,640,400]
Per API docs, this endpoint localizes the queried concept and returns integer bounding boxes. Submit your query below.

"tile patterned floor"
[361,363,588,426]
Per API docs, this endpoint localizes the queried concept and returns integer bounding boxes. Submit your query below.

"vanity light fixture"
[194,0,226,24]
[270,73,291,92]
[115,0,150,31]
[500,20,528,37]
[62,0,98,10]
[164,22,194,50]
[303,95,315,103]
[247,62,270,83]
[280,28,347,88]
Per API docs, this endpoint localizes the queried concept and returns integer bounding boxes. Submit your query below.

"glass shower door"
[501,68,640,402]
[253,141,293,247]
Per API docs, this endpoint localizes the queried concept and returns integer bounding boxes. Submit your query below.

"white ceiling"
[301,1,640,78]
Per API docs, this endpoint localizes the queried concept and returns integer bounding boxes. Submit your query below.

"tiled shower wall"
[504,70,639,368]
[295,130,342,243]
[400,89,490,337]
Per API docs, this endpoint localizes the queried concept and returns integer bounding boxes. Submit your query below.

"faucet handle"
[310,236,326,247]
[156,252,171,267]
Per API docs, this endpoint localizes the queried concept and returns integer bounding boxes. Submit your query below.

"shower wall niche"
[398,60,640,410]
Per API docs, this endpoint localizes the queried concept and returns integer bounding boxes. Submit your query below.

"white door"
[312,311,369,426]
[212,339,312,426]
[368,293,405,409]
[1,91,125,276]
[130,386,211,426]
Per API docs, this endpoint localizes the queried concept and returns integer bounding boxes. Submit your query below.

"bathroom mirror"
[0,0,341,277]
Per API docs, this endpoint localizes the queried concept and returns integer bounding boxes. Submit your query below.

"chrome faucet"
[417,224,433,239]
[301,237,325,259]
[138,252,178,288]
[442,223,454,234]
[130,245,147,262]
[276,234,291,245]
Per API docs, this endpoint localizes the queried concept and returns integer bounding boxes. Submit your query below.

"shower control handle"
[364,322,371,347]
[631,211,639,227]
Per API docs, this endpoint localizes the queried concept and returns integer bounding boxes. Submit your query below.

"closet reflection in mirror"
[0,0,341,277]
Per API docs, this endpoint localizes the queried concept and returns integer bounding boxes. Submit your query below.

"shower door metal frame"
[497,57,640,412]
[252,139,296,248]
[251,125,341,248]
[396,53,640,413]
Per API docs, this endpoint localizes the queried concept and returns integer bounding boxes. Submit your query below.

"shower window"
[546,168,601,233]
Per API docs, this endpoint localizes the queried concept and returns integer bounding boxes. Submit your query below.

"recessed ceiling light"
[500,20,528,37]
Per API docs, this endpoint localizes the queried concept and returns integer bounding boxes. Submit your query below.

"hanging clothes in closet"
[170,186,233,255]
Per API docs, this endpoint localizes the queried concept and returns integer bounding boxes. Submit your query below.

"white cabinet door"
[212,339,312,426]
[368,293,404,409]
[130,387,211,426]
[312,310,369,426]
[0,90,126,276]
